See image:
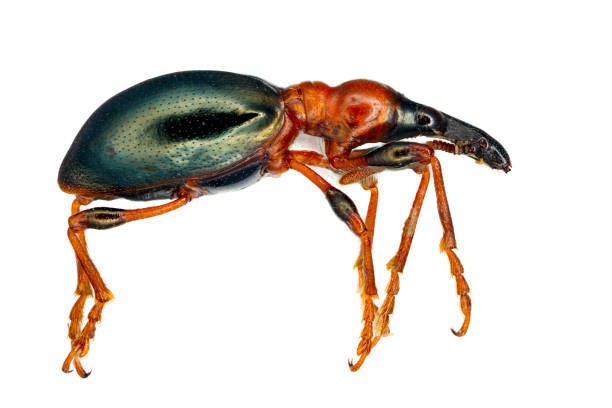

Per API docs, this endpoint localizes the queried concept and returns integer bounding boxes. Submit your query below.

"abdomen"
[59,71,284,200]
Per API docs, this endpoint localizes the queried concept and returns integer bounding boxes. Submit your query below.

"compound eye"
[416,113,432,126]
[479,137,488,149]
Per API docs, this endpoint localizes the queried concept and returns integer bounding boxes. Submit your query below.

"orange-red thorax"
[282,80,398,150]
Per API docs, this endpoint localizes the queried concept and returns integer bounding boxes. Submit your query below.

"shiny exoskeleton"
[59,71,511,377]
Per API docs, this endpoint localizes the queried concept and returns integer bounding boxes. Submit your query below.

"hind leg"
[62,187,199,377]
[67,197,94,348]
[63,226,114,378]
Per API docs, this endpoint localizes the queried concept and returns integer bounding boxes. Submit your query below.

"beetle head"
[388,94,511,172]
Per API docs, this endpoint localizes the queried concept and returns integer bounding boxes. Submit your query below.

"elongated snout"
[442,114,512,173]
[389,94,511,172]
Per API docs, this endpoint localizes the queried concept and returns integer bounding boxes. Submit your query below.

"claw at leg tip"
[348,354,366,372]
[348,359,361,372]
[73,356,91,378]
[450,327,466,337]
[75,365,91,378]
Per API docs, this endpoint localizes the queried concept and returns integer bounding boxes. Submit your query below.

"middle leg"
[372,149,471,339]
[287,159,378,372]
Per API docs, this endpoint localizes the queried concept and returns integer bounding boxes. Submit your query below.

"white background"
[2,1,611,406]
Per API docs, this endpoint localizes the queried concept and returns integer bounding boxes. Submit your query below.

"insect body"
[59,71,511,377]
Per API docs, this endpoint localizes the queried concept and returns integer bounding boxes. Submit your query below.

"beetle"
[59,70,511,377]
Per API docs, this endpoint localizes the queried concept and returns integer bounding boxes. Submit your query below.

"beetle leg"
[288,149,378,175]
[430,156,471,337]
[376,152,471,340]
[349,177,383,371]
[376,169,431,341]
[352,176,379,311]
[62,190,196,377]
[288,150,332,170]
[67,198,94,348]
[287,159,377,372]
[63,222,114,378]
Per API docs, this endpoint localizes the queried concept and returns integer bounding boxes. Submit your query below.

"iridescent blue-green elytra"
[59,71,284,200]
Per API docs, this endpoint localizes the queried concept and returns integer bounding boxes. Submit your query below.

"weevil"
[59,71,511,377]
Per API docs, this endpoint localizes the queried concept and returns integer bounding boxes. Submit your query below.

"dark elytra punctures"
[58,71,283,198]
[58,71,511,377]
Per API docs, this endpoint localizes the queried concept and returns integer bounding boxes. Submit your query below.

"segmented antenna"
[427,140,456,154]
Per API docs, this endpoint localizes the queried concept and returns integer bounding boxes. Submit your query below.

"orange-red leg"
[374,153,471,340]
[351,176,379,273]
[288,150,332,170]
[349,177,381,371]
[68,197,94,346]
[289,149,380,176]
[375,169,431,343]
[431,156,471,336]
[62,191,196,377]
[289,144,469,365]
[63,225,115,377]
[287,159,377,372]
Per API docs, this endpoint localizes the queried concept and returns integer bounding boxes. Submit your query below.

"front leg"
[362,142,472,339]
[333,142,472,343]
[430,156,471,336]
